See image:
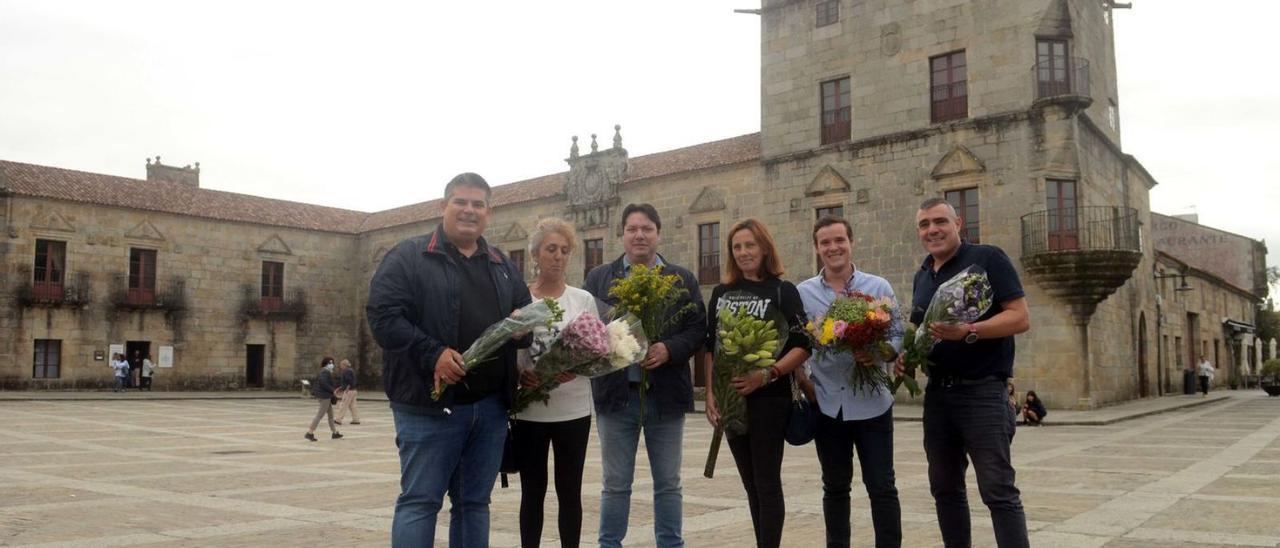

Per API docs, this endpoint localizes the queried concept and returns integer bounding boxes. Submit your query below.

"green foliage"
[1261,358,1280,382]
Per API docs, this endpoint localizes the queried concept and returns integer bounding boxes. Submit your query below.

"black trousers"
[923,378,1029,548]
[512,415,591,548]
[1199,375,1210,395]
[814,407,901,548]
[727,395,791,548]
[140,376,152,390]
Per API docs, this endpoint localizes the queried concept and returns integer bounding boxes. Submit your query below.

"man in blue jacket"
[366,172,532,548]
[584,203,706,548]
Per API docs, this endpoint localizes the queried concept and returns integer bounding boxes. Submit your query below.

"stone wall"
[2,198,360,390]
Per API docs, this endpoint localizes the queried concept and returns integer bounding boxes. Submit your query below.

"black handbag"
[498,418,519,488]
[329,395,338,405]
[785,374,818,446]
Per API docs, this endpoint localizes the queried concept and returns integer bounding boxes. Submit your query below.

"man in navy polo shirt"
[906,197,1031,548]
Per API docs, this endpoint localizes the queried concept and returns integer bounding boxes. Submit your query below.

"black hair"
[620,203,661,232]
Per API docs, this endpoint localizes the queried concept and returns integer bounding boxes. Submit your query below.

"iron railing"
[112,274,185,309]
[1032,57,1090,100]
[931,82,968,122]
[1020,206,1139,255]
[821,107,851,144]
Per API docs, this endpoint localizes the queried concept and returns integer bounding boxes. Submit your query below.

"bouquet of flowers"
[893,265,993,396]
[431,297,564,400]
[512,312,648,413]
[607,264,696,424]
[805,291,898,394]
[704,306,785,478]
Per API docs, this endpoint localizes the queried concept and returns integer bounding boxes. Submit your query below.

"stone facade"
[1151,213,1270,298]
[1153,252,1261,390]
[0,0,1266,407]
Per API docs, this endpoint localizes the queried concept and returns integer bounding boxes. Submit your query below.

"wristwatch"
[964,323,979,344]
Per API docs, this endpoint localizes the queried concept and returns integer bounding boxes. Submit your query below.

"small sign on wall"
[158,346,174,368]
[94,350,105,361]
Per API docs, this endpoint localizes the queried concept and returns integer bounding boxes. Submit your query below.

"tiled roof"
[360,132,761,232]
[0,160,368,233]
[1,132,762,234]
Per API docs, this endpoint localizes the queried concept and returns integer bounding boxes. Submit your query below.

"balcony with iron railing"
[1032,57,1092,109]
[931,81,968,123]
[240,284,308,322]
[821,107,851,145]
[110,274,186,311]
[14,270,92,309]
[1020,206,1141,322]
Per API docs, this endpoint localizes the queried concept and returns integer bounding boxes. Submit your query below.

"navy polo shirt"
[910,243,1025,380]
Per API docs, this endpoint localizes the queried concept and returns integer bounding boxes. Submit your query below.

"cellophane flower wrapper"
[513,312,648,413]
[896,265,994,394]
[432,298,563,400]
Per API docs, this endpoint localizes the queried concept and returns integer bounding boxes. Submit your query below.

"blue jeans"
[391,394,507,548]
[597,387,685,548]
[923,378,1028,548]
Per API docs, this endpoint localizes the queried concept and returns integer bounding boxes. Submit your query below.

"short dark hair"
[620,203,661,232]
[919,197,956,215]
[812,215,852,245]
[444,172,492,203]
[320,356,335,368]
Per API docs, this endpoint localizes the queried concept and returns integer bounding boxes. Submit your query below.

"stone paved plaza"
[2,393,1279,547]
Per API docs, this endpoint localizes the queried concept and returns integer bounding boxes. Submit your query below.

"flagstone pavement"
[2,391,1278,547]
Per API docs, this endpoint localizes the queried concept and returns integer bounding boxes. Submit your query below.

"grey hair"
[527,216,578,259]
[918,197,958,217]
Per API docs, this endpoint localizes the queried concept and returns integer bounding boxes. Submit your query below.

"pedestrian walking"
[1197,355,1215,396]
[305,357,342,442]
[112,353,129,392]
[140,353,155,391]
[334,359,360,425]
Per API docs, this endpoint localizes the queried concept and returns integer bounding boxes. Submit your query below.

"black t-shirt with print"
[705,276,810,399]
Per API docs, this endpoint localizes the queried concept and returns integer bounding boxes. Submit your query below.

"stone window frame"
[697,222,721,285]
[33,339,61,379]
[929,50,968,123]
[820,77,852,145]
[815,0,839,28]
[260,260,286,311]
[33,238,67,301]
[944,187,981,244]
[508,249,526,280]
[582,238,605,282]
[127,247,158,306]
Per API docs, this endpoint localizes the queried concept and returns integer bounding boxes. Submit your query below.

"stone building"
[0,0,1267,407]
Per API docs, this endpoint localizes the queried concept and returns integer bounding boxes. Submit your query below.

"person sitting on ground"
[1021,390,1047,426]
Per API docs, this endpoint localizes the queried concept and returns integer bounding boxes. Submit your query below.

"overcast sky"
[1,1,1275,280]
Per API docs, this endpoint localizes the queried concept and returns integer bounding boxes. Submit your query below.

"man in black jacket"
[584,203,705,548]
[366,172,532,548]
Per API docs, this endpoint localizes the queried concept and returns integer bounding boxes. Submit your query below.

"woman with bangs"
[703,218,812,548]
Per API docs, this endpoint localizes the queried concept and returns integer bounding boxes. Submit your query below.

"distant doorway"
[1137,314,1148,398]
[246,345,265,388]
[126,340,150,388]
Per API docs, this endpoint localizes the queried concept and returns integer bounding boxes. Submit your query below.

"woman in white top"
[1197,355,1215,396]
[514,216,597,548]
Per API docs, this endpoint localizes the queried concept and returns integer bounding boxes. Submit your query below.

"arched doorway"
[1137,313,1149,397]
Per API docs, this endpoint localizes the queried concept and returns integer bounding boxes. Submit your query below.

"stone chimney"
[145,156,200,187]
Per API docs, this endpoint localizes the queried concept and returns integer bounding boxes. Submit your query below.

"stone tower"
[757,0,1153,408]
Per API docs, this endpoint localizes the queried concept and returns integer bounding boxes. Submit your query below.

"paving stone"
[0,392,1275,547]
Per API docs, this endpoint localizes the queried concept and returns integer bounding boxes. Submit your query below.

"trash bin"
[1183,369,1196,395]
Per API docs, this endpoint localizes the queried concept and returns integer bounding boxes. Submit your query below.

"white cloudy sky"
[1,1,1276,277]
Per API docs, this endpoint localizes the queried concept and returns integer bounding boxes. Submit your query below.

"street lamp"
[1154,271,1194,292]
